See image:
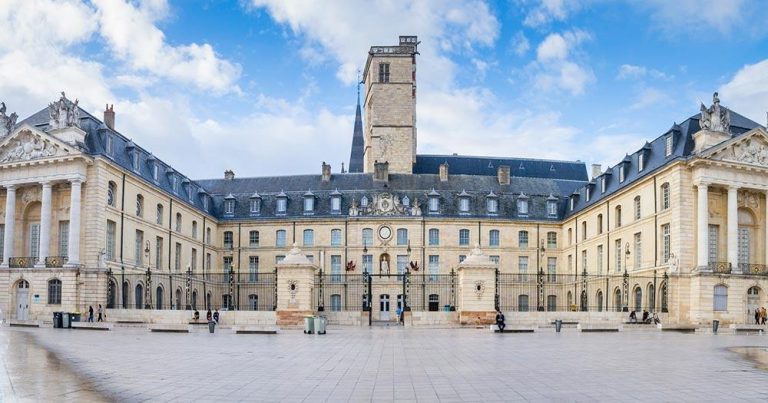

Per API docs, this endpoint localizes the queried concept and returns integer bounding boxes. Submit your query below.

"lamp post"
[185,265,192,310]
[623,242,630,312]
[537,239,545,311]
[144,240,152,309]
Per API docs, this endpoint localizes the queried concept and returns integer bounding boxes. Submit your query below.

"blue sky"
[2,0,768,180]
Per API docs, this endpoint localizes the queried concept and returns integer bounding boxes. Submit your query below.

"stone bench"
[660,325,696,333]
[730,324,766,334]
[234,326,279,335]
[9,320,40,328]
[148,324,191,333]
[116,320,146,324]
[72,322,112,331]
[550,321,579,325]
[490,324,535,333]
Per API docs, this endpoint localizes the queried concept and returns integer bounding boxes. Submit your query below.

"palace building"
[1,36,767,327]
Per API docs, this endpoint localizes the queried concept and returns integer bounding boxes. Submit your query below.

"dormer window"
[586,186,592,202]
[303,191,315,215]
[276,191,287,215]
[152,164,159,182]
[458,190,470,215]
[360,195,368,208]
[601,176,606,193]
[665,135,673,157]
[402,195,410,207]
[224,194,235,216]
[570,197,575,211]
[105,135,113,155]
[330,190,341,214]
[486,192,498,215]
[427,189,440,214]
[638,153,645,172]
[547,199,558,217]
[186,185,193,201]
[517,194,529,217]
[171,176,178,194]
[249,193,261,216]
[202,194,209,211]
[619,165,625,183]
[132,152,140,172]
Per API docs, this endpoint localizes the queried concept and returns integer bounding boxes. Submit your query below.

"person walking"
[206,309,212,322]
[97,304,104,322]
[761,307,767,325]
[88,305,94,322]
[213,309,220,324]
[495,309,506,333]
[755,309,761,325]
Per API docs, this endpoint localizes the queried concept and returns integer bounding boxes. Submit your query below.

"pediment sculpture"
[370,192,408,216]
[48,92,81,130]
[699,92,730,133]
[0,130,63,163]
[714,137,768,168]
[0,102,18,138]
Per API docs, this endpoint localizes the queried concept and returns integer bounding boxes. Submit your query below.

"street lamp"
[623,242,630,312]
[144,240,152,309]
[537,239,545,311]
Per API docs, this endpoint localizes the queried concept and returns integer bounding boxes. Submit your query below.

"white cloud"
[718,59,768,125]
[509,31,530,56]
[530,30,594,95]
[617,64,671,80]
[523,0,581,27]
[641,0,750,36]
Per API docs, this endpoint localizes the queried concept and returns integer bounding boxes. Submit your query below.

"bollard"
[712,319,719,334]
[208,321,216,334]
[555,319,562,333]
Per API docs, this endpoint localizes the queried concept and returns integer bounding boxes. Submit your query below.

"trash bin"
[712,319,719,334]
[71,313,81,323]
[62,312,71,328]
[304,315,315,334]
[208,321,216,333]
[444,304,451,312]
[53,312,62,329]
[314,316,327,335]
[555,319,562,333]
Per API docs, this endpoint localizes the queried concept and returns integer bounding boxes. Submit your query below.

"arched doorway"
[175,288,182,310]
[107,280,117,308]
[596,290,603,312]
[206,292,212,310]
[747,286,761,324]
[567,291,573,310]
[580,290,587,311]
[191,290,198,310]
[122,281,130,308]
[15,280,30,320]
[634,286,642,312]
[156,286,164,309]
[614,288,622,312]
[135,284,144,309]
[647,283,656,312]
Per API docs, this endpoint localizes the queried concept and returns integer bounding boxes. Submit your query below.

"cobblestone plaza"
[2,326,767,402]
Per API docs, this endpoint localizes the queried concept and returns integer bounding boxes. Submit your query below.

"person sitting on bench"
[495,310,506,333]
[642,310,649,323]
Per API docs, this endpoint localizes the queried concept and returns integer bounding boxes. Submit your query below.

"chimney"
[224,169,235,180]
[591,164,602,179]
[497,165,510,185]
[321,161,331,182]
[374,160,389,182]
[104,104,115,130]
[439,162,449,182]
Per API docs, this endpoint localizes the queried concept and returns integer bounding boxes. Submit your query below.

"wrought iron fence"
[495,271,668,313]
[738,263,768,276]
[407,272,456,312]
[710,261,732,274]
[106,270,277,311]
[313,273,368,312]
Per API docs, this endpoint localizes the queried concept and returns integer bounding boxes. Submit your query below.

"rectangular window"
[223,256,233,272]
[428,229,439,246]
[518,256,529,281]
[276,198,287,214]
[547,257,557,282]
[634,232,642,270]
[135,230,144,266]
[155,236,163,269]
[0,224,4,261]
[303,229,314,246]
[303,197,314,214]
[363,254,373,274]
[58,221,69,257]
[132,152,140,172]
[662,224,671,263]
[330,255,342,281]
[487,198,498,214]
[713,285,727,311]
[224,200,234,215]
[331,229,342,246]
[397,255,408,276]
[708,224,719,264]
[397,228,408,246]
[276,255,285,264]
[615,239,622,272]
[106,220,116,261]
[459,198,469,213]
[581,250,587,272]
[224,231,233,249]
[489,230,500,247]
[249,256,259,281]
[378,63,390,83]
[206,253,211,272]
[191,248,197,272]
[331,197,341,213]
[638,153,645,171]
[601,177,606,193]
[362,228,373,246]
[597,245,603,274]
[547,200,557,217]
[174,242,181,271]
[105,135,113,155]
[459,229,470,246]
[428,255,439,280]
[249,231,259,247]
[665,136,673,156]
[276,230,286,247]
[250,199,261,215]
[517,199,529,216]
[29,223,40,258]
[152,164,158,182]
[428,197,439,212]
[490,255,500,265]
[619,166,625,183]
[547,232,557,248]
[518,231,529,248]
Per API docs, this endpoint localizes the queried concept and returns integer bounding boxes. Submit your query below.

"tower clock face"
[378,225,392,240]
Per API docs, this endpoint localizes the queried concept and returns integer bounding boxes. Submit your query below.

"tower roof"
[348,93,365,173]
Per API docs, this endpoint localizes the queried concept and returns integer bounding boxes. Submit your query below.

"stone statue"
[410,198,422,216]
[48,92,81,130]
[0,101,18,138]
[349,199,359,216]
[699,92,730,133]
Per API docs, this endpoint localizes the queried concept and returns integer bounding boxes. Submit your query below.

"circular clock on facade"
[378,225,392,240]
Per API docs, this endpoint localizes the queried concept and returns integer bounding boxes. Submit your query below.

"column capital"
[694,181,710,188]
[70,178,83,185]
[727,185,739,192]
[3,184,16,191]
[40,181,53,188]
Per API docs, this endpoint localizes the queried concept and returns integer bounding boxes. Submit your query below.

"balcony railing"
[9,257,35,268]
[709,261,731,274]
[739,263,768,276]
[45,256,67,268]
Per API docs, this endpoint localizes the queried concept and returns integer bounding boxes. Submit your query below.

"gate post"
[275,244,319,326]
[457,244,497,326]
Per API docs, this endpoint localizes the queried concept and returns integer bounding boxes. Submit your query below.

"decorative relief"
[0,130,62,163]
[738,190,760,210]
[349,192,422,216]
[473,280,486,297]
[287,280,298,299]
[48,92,81,130]
[699,92,730,133]
[21,186,41,204]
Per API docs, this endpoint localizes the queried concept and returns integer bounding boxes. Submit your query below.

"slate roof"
[348,98,364,173]
[414,154,589,181]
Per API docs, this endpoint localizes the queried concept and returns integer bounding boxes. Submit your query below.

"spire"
[348,83,365,173]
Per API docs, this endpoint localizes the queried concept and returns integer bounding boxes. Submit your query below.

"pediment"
[705,128,768,168]
[0,124,80,164]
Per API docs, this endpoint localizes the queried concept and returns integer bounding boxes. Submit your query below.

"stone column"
[457,244,497,325]
[65,179,82,267]
[35,182,52,268]
[696,182,709,270]
[1,185,16,268]
[727,186,739,273]
[276,244,318,326]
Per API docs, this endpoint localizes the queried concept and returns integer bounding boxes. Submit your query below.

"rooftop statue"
[48,92,81,130]
[699,92,730,133]
[0,102,18,137]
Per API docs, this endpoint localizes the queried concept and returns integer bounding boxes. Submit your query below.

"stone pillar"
[1,185,16,268]
[727,186,739,273]
[65,179,82,267]
[696,182,709,270]
[457,244,497,325]
[35,182,52,268]
[276,244,318,326]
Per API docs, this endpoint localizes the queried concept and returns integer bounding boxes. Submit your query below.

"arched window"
[136,194,144,217]
[107,181,117,207]
[634,196,641,220]
[489,230,500,247]
[156,204,163,225]
[428,229,439,246]
[156,286,164,310]
[175,288,182,310]
[634,286,642,312]
[596,290,603,312]
[615,205,622,228]
[713,284,728,311]
[135,284,144,309]
[614,288,622,312]
[330,294,342,311]
[458,229,470,246]
[206,227,211,245]
[47,278,62,305]
[223,231,234,249]
[567,291,573,309]
[648,283,656,311]
[518,295,530,312]
[547,231,557,248]
[661,183,670,210]
[192,221,198,239]
[175,213,182,232]
[568,228,573,245]
[275,230,287,247]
